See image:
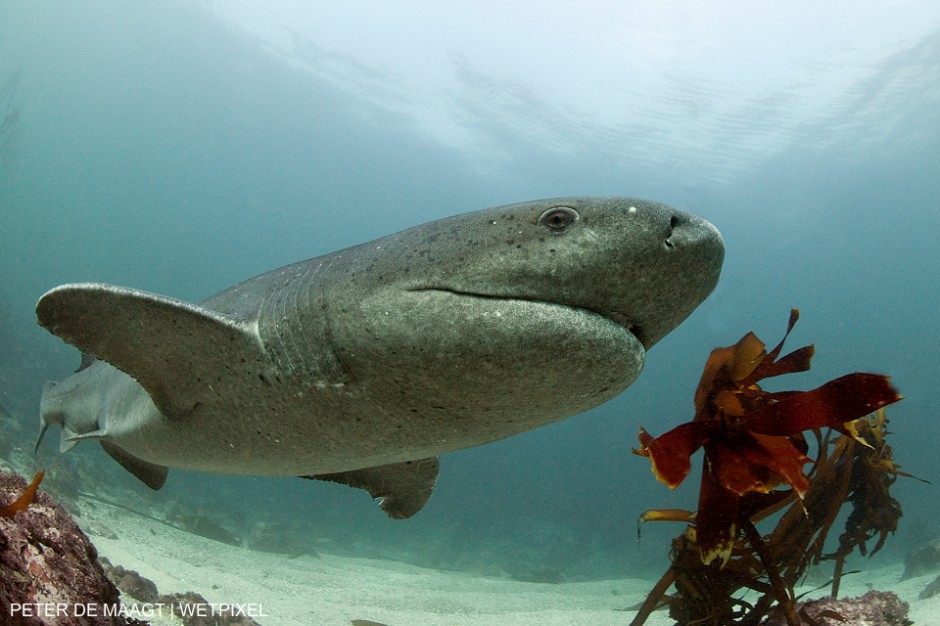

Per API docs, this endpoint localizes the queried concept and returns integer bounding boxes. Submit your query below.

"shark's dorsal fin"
[36,283,264,421]
[306,457,440,519]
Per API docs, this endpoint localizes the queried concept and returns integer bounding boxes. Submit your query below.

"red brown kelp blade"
[635,309,903,565]
[0,470,45,518]
[743,373,901,440]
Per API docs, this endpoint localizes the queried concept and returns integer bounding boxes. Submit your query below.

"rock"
[762,590,912,626]
[919,572,940,599]
[902,537,940,580]
[85,521,120,541]
[162,591,261,626]
[0,469,140,626]
[99,558,262,626]
[166,507,242,547]
[99,558,160,603]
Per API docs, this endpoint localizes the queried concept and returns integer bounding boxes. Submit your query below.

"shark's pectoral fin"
[306,457,440,519]
[100,441,168,490]
[36,283,265,421]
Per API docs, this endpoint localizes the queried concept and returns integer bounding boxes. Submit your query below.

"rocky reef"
[0,469,139,626]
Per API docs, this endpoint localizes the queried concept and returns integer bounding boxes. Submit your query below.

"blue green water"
[1,0,938,583]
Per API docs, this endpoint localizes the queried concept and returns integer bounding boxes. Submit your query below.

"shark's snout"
[625,206,724,350]
[665,211,724,254]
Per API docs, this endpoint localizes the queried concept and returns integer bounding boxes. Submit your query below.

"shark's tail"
[34,381,54,452]
[37,367,169,490]
[36,380,83,453]
[37,353,104,452]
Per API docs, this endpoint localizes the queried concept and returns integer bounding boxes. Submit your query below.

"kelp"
[630,310,914,626]
[0,470,44,518]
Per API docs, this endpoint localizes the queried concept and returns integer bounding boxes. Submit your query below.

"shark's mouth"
[409,287,643,346]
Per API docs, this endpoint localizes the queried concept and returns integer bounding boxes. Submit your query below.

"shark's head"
[420,196,724,351]
[332,197,724,443]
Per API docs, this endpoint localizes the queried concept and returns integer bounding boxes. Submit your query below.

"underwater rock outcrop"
[902,537,940,580]
[166,505,242,547]
[0,469,134,626]
[761,590,912,626]
[99,559,262,626]
[99,558,160,604]
[919,573,940,599]
[160,592,261,626]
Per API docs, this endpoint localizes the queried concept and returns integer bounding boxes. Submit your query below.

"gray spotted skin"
[36,197,724,518]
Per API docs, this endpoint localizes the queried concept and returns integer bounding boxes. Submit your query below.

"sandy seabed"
[79,503,939,626]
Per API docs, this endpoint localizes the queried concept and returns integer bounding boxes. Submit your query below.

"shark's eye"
[538,206,579,233]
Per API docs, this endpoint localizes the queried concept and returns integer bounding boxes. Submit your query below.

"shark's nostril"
[665,214,686,249]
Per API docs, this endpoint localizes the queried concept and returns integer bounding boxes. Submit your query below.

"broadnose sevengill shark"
[36,197,724,518]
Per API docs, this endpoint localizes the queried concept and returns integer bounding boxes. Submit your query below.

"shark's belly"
[107,308,643,476]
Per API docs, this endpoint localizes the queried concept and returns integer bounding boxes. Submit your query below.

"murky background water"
[2,0,938,581]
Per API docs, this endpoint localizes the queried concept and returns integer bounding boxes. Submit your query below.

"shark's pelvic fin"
[100,441,168,490]
[36,283,265,421]
[306,457,440,519]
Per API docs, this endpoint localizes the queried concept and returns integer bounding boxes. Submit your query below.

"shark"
[36,197,724,518]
